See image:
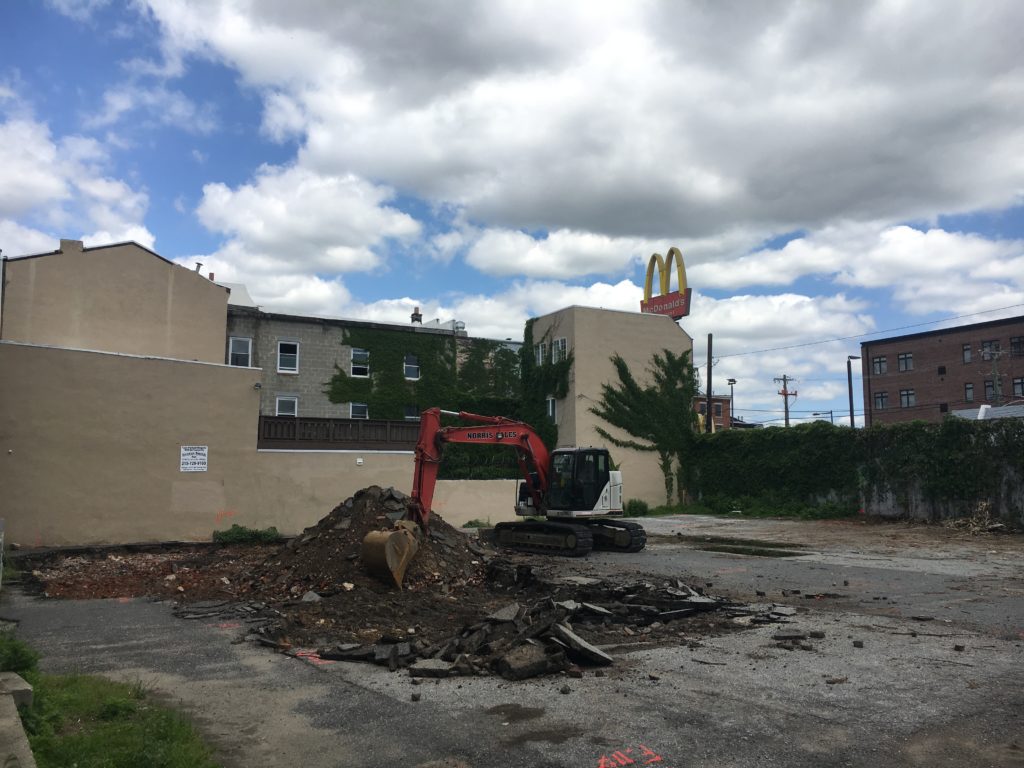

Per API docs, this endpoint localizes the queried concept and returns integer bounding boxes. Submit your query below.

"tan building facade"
[1,239,228,362]
[531,306,694,506]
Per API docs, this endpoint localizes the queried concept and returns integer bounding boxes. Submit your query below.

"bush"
[461,518,491,528]
[624,499,650,517]
[212,524,282,545]
[0,631,39,676]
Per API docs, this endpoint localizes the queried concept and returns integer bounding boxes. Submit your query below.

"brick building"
[860,314,1024,425]
[225,300,518,419]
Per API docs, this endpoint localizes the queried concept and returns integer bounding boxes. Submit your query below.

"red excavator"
[362,408,646,586]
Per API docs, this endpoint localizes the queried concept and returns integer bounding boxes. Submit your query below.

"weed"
[212,524,282,545]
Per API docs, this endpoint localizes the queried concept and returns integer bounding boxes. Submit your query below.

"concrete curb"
[0,672,37,768]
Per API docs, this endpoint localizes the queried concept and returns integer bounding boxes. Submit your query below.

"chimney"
[411,306,423,324]
[59,239,84,254]
[208,272,215,281]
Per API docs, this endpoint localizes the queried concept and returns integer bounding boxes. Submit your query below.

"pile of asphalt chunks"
[314,567,735,680]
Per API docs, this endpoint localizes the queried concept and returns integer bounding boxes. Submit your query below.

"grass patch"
[461,518,491,528]
[1,631,220,768]
[212,524,282,545]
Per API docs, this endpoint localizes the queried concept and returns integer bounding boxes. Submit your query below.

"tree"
[589,350,699,504]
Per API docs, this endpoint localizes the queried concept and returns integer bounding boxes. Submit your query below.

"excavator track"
[492,520,593,557]
[583,518,647,553]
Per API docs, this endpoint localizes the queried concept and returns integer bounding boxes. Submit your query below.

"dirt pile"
[235,486,487,600]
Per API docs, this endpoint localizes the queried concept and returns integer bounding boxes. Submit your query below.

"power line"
[709,302,1024,361]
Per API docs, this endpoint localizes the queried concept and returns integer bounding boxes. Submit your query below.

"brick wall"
[862,316,1024,425]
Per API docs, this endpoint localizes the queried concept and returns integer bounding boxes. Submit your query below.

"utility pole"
[847,355,860,428]
[774,374,797,427]
[986,347,1006,405]
[705,333,713,433]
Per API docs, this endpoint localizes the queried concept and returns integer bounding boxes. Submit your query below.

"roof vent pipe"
[411,306,423,324]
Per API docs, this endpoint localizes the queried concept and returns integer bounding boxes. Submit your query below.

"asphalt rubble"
[22,485,804,681]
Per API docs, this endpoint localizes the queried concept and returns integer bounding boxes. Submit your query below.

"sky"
[2,0,1023,426]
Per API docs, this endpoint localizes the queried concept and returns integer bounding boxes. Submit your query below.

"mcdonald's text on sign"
[640,247,691,320]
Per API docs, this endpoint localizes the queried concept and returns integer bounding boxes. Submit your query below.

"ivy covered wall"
[324,325,570,479]
[688,419,1024,525]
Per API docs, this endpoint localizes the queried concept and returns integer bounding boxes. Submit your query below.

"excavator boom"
[408,408,551,527]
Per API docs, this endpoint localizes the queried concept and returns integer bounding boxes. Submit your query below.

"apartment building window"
[1011,336,1023,358]
[404,405,421,421]
[1013,377,1023,398]
[277,341,299,373]
[962,344,972,364]
[872,356,887,375]
[275,395,298,417]
[939,403,948,413]
[551,337,568,363]
[981,340,999,361]
[937,365,946,376]
[351,348,370,377]
[714,402,723,417]
[698,402,707,414]
[228,337,251,367]
[984,380,995,400]
[964,383,974,402]
[546,395,556,422]
[403,353,420,380]
[897,352,913,372]
[350,402,369,419]
[899,389,915,408]
[535,342,548,366]
[874,391,888,410]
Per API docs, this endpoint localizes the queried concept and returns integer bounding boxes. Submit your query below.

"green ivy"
[687,418,1024,524]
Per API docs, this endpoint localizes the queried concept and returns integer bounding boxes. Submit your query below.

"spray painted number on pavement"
[179,445,209,472]
[597,745,665,767]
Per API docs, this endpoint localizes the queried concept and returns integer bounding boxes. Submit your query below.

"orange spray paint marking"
[293,650,335,666]
[214,509,238,524]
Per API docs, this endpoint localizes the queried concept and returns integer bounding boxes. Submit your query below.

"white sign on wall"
[180,445,209,472]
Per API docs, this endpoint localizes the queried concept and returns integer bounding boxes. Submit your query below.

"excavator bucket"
[360,521,420,589]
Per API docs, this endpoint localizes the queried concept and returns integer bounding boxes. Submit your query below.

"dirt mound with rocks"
[237,486,487,599]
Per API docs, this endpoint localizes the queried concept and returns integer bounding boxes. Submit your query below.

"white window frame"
[551,337,568,363]
[964,383,974,402]
[277,340,299,374]
[351,348,370,378]
[228,336,252,367]
[404,405,421,421]
[350,402,369,420]
[546,395,556,422]
[403,353,421,380]
[275,395,298,417]
[535,342,548,366]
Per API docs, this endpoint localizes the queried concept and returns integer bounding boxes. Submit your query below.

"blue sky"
[2,1,1023,425]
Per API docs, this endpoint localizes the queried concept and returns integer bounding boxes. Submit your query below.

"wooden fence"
[257,415,420,450]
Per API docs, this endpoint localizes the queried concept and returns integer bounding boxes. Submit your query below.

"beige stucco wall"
[0,342,516,546]
[532,306,693,507]
[1,240,227,363]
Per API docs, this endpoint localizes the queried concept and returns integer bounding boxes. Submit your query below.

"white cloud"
[46,0,109,21]
[0,116,154,254]
[85,85,217,134]
[196,164,420,275]
[139,0,1024,244]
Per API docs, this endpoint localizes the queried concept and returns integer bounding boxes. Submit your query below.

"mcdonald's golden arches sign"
[640,247,691,320]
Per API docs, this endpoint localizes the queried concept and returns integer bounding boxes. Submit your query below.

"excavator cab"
[518,448,618,517]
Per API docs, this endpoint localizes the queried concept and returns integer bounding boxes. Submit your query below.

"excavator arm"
[407,407,551,527]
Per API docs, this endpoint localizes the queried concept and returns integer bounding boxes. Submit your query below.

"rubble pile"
[20,484,766,680]
[236,486,488,599]
[310,564,744,680]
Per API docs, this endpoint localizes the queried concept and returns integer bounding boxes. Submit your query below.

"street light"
[813,410,834,424]
[847,355,860,428]
[727,378,736,428]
